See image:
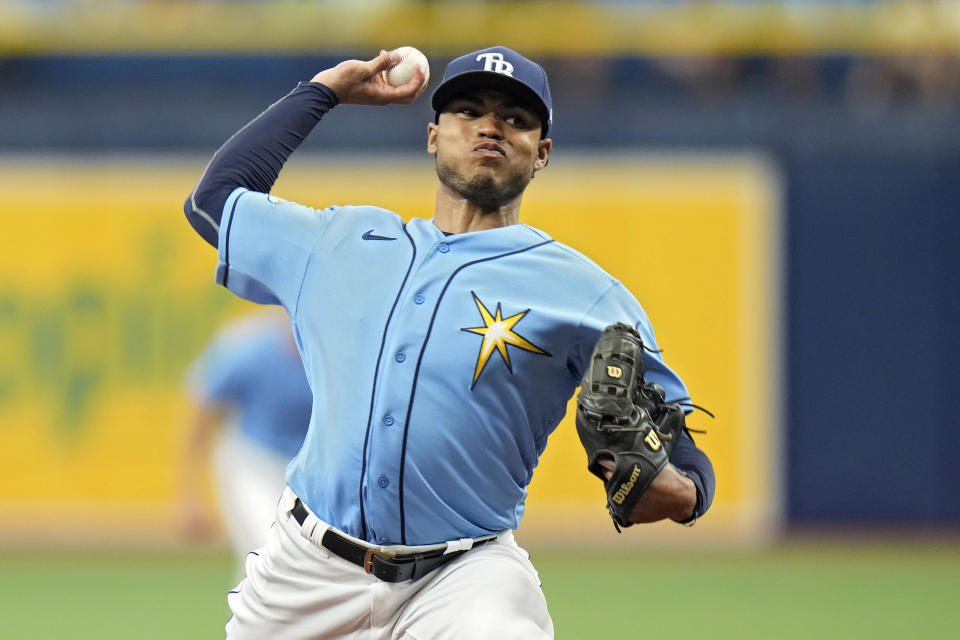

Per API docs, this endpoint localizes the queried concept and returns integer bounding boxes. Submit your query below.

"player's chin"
[472,156,524,182]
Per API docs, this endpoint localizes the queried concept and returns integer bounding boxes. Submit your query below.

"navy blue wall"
[2,55,957,525]
[786,152,960,524]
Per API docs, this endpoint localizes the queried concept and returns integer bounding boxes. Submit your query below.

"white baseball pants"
[212,426,289,562]
[225,487,554,639]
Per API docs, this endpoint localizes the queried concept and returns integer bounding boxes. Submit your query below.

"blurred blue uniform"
[184,312,311,558]
[189,313,312,461]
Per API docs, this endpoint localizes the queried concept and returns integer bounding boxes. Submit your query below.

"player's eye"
[457,106,480,117]
[505,114,527,127]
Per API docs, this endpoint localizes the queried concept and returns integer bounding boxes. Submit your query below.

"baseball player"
[184,46,715,639]
[179,308,312,571]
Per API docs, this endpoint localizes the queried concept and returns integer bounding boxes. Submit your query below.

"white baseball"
[386,46,430,88]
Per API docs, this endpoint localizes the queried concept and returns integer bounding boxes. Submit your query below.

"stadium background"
[1,1,958,637]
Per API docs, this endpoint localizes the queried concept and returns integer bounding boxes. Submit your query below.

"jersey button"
[437,242,450,253]
[395,352,406,362]
[414,294,425,305]
[383,415,395,426]
[377,475,390,489]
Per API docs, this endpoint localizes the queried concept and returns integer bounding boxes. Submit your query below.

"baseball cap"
[431,46,553,137]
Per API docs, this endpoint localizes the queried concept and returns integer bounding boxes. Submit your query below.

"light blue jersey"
[216,187,689,545]
[188,313,312,460]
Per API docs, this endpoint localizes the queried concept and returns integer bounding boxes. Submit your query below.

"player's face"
[427,89,551,210]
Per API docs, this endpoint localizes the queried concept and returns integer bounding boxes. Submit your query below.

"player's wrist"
[668,467,698,523]
[309,71,344,98]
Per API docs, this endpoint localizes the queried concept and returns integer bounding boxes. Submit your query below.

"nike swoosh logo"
[362,230,397,241]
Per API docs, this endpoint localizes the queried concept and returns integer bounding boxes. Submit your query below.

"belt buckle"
[362,548,396,574]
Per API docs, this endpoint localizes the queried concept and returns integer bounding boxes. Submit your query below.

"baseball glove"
[575,322,692,531]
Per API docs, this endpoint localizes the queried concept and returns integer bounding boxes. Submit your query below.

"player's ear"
[534,138,551,171]
[427,122,438,156]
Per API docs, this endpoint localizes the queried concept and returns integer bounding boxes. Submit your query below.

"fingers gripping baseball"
[311,50,427,106]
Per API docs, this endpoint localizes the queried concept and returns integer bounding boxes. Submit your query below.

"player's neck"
[432,185,522,234]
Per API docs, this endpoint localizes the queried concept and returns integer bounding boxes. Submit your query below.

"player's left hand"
[575,323,701,530]
[310,50,427,106]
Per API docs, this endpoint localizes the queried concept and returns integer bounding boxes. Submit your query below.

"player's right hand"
[310,50,426,106]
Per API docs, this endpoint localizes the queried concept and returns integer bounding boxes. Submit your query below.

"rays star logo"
[461,291,551,389]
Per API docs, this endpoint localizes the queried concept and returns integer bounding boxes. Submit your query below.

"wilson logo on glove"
[612,465,642,505]
[644,431,662,451]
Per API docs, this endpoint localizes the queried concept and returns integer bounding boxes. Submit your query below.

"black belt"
[291,498,495,583]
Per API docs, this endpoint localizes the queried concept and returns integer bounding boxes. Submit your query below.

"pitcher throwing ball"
[185,45,715,639]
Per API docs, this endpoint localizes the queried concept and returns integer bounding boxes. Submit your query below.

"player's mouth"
[473,142,506,158]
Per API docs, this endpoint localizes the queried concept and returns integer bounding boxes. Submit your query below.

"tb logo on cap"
[476,52,514,77]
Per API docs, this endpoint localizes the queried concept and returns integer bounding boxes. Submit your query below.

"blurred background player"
[178,308,312,570]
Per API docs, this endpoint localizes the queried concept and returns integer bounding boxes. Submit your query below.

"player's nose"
[475,111,504,138]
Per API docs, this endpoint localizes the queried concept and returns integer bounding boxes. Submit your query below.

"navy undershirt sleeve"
[184,82,340,248]
[671,429,716,523]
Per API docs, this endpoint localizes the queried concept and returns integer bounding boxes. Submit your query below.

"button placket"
[363,229,457,543]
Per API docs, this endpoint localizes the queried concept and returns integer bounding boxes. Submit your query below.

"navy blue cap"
[431,46,553,137]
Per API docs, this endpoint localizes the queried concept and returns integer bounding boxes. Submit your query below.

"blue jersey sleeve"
[575,281,690,404]
[216,188,337,310]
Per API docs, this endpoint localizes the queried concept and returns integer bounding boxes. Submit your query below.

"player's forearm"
[184,82,340,247]
[180,406,218,478]
[627,464,697,524]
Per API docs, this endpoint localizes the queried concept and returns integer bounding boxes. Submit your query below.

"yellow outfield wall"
[0,154,781,548]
